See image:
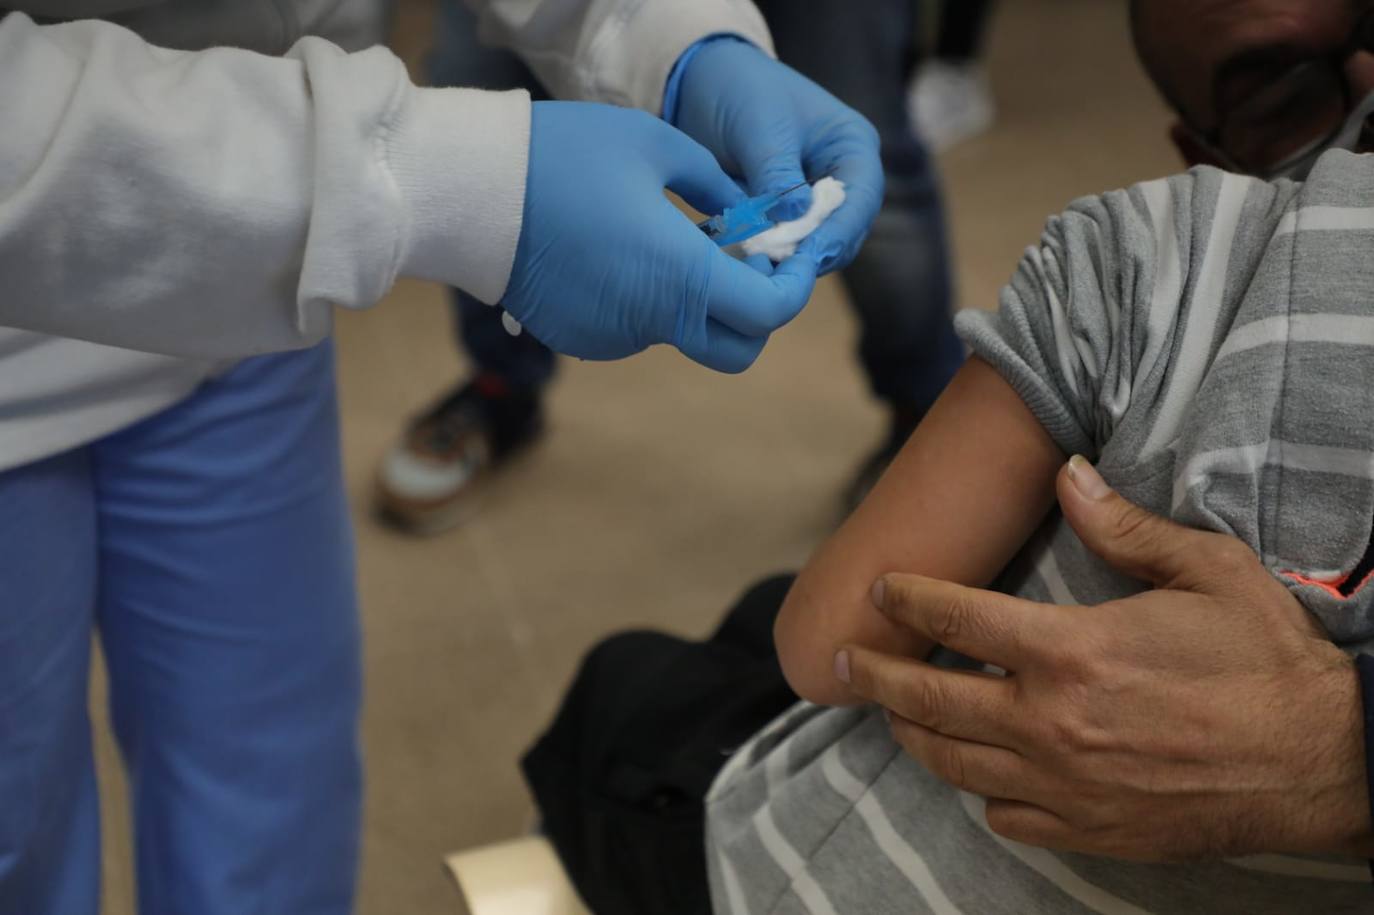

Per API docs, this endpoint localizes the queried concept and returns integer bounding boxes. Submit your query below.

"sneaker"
[375,374,545,534]
[908,60,996,152]
[843,406,924,514]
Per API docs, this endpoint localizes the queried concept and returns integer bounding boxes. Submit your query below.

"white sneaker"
[908,61,996,152]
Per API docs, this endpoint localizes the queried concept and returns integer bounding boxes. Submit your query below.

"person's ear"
[1169,121,1224,168]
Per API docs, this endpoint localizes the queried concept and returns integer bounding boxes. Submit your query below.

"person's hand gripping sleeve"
[670,39,883,275]
[499,102,819,373]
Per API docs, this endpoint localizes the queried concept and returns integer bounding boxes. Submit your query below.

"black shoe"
[375,374,545,534]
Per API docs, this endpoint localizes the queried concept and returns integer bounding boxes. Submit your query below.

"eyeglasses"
[1191,5,1374,178]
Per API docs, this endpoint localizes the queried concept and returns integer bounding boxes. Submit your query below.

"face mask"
[1264,86,1374,180]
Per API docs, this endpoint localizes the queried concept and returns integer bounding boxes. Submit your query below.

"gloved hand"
[670,39,884,275]
[500,101,818,373]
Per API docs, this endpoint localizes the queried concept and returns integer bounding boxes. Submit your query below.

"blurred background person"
[376,0,965,532]
[909,0,998,150]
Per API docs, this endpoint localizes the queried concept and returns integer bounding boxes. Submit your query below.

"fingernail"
[1067,454,1111,501]
[870,577,886,608]
[834,650,851,684]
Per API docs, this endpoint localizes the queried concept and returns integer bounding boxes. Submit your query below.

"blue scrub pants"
[0,341,361,914]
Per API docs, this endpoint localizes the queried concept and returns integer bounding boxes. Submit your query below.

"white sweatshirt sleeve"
[0,1,773,360]
[0,11,530,358]
[466,0,775,113]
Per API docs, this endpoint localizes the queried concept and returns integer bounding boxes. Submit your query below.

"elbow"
[774,589,866,708]
[784,663,866,708]
[773,574,934,707]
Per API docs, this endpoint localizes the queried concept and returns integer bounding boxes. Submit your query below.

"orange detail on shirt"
[1280,567,1374,600]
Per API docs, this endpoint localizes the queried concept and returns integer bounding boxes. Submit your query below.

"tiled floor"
[93,1,1177,911]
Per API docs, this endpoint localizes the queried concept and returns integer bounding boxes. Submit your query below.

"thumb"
[652,118,747,218]
[1057,455,1214,589]
[713,107,811,218]
[740,142,813,220]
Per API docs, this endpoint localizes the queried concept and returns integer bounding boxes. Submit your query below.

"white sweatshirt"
[0,0,773,470]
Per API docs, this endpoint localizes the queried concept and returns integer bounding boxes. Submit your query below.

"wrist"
[662,35,754,127]
[1273,652,1373,857]
[1352,653,1374,856]
[670,38,779,120]
[595,0,773,115]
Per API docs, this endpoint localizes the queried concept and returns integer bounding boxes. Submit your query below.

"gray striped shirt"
[706,151,1374,914]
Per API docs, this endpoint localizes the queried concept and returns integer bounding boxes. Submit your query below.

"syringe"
[698,180,812,247]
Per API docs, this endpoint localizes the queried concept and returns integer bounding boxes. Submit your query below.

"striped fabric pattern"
[705,151,1374,913]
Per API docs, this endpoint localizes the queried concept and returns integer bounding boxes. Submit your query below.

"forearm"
[776,357,1065,706]
[0,13,527,358]
[462,0,774,112]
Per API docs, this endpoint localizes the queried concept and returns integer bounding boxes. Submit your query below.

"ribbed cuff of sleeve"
[594,0,774,114]
[1355,654,1374,880]
[386,85,531,305]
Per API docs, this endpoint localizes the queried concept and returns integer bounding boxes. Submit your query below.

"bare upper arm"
[775,356,1066,706]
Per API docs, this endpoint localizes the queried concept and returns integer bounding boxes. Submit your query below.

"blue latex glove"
[500,101,818,373]
[670,39,884,275]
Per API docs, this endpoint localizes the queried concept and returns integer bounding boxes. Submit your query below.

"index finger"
[795,134,883,274]
[872,574,1065,670]
[841,646,1018,748]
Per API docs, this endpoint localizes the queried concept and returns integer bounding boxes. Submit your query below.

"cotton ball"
[502,311,523,336]
[741,177,847,262]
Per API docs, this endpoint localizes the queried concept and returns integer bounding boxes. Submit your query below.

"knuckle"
[1031,632,1080,675]
[1210,537,1257,577]
[1106,498,1149,538]
[912,676,945,730]
[936,593,971,645]
[850,655,900,709]
[1053,639,1106,685]
[983,803,1023,842]
[932,739,969,791]
[1044,708,1093,753]
[1110,502,1166,553]
[1045,716,1080,752]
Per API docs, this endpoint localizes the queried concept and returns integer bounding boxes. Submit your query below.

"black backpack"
[522,574,800,915]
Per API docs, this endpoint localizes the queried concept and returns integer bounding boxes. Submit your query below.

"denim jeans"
[433,0,963,411]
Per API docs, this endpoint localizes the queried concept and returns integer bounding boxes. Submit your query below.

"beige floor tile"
[94,0,1178,912]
